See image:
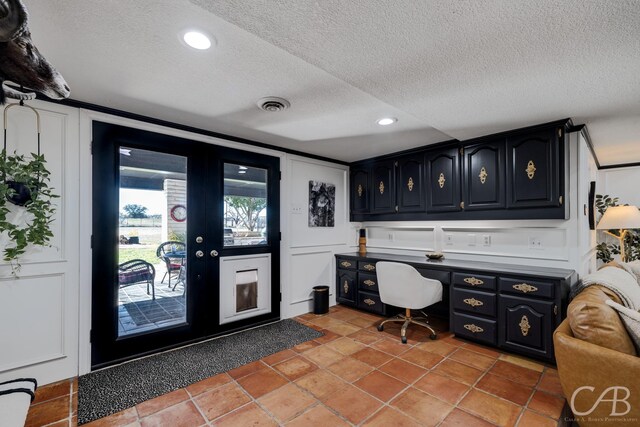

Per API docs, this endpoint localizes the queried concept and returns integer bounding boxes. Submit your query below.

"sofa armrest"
[554,320,640,426]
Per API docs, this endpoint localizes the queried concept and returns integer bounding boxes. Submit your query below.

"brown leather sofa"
[554,285,640,426]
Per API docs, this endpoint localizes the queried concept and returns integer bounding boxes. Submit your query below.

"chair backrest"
[118,259,155,285]
[375,261,443,309]
[156,241,186,259]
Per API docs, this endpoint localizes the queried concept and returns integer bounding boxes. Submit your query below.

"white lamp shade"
[596,205,640,230]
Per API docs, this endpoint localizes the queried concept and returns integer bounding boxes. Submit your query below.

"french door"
[91,122,280,369]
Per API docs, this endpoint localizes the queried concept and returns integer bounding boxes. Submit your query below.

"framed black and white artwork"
[308,181,335,227]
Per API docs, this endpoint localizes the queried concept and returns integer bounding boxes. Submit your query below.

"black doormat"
[123,295,186,325]
[78,319,322,425]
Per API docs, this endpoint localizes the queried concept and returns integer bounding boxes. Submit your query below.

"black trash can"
[312,285,329,314]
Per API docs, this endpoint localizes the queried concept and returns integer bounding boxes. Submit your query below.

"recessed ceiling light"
[182,31,212,50]
[377,117,397,126]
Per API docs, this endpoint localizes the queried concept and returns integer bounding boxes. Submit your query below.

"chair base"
[377,309,437,344]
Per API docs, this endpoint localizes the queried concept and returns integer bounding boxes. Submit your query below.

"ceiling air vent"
[257,97,290,112]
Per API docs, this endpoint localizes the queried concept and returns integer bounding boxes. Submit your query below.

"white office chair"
[375,261,443,343]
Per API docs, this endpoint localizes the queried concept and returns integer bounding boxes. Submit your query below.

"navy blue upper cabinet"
[397,154,426,213]
[507,127,562,208]
[371,160,396,214]
[462,139,506,211]
[350,166,370,214]
[426,147,462,212]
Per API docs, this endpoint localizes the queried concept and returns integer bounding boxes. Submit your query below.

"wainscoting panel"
[290,250,334,304]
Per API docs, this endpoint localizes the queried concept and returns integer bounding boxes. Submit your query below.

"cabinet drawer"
[359,273,379,292]
[452,288,496,317]
[359,261,377,272]
[452,312,497,345]
[499,277,554,299]
[453,272,496,290]
[357,291,384,315]
[417,268,450,285]
[336,258,356,270]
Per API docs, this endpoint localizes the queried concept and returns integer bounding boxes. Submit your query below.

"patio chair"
[156,241,186,289]
[118,259,156,299]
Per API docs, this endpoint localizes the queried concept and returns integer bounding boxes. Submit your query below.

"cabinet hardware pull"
[343,280,349,294]
[463,298,484,307]
[559,195,563,205]
[554,305,558,315]
[463,277,484,286]
[407,177,414,191]
[438,172,446,188]
[364,298,376,306]
[558,128,562,138]
[363,279,376,286]
[526,160,536,179]
[340,261,352,268]
[357,184,363,197]
[479,166,488,184]
[459,147,464,155]
[464,324,484,333]
[379,181,385,194]
[460,201,465,209]
[519,315,531,336]
[363,264,376,271]
[513,283,538,293]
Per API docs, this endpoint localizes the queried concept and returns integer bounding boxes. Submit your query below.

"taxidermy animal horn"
[0,0,27,42]
[0,0,70,104]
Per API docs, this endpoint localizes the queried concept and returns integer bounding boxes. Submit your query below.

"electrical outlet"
[388,233,394,242]
[468,233,476,246]
[528,236,543,249]
[483,235,491,246]
[445,234,454,245]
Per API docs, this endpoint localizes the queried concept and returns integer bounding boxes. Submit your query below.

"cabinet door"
[350,166,370,214]
[337,270,357,305]
[371,160,396,214]
[507,128,561,208]
[463,139,505,210]
[397,154,425,212]
[499,294,555,360]
[426,147,461,212]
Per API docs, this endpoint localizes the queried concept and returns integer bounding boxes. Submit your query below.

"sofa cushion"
[568,285,637,356]
[606,299,640,352]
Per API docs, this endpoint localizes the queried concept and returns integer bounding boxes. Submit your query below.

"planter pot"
[5,180,37,206]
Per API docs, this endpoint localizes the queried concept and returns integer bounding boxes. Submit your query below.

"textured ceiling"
[25,0,640,164]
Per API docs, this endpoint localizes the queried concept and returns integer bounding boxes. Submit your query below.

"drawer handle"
[363,264,376,271]
[479,166,488,184]
[463,298,484,307]
[343,280,349,294]
[363,298,376,306]
[340,261,352,268]
[526,160,537,179]
[463,277,484,286]
[363,279,376,287]
[519,315,531,336]
[464,324,484,333]
[438,172,446,188]
[407,177,415,192]
[513,283,538,293]
[379,181,385,195]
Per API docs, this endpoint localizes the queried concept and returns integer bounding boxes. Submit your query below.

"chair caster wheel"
[429,334,437,340]
[401,336,407,344]
[377,324,384,331]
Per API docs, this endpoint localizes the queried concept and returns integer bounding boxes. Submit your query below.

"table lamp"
[596,205,640,262]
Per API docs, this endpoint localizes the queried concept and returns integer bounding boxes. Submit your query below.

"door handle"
[195,250,204,258]
[210,250,219,258]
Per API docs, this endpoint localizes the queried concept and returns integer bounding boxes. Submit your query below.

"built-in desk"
[335,252,577,362]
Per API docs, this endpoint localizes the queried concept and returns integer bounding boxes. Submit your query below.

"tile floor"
[26,305,566,426]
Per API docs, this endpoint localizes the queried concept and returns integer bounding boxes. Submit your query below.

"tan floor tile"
[527,390,565,419]
[308,315,345,329]
[440,408,497,427]
[355,370,408,402]
[273,355,318,380]
[414,372,471,404]
[328,308,362,322]
[25,396,70,427]
[475,373,534,406]
[140,401,205,427]
[325,336,367,355]
[314,329,341,344]
[417,339,458,356]
[292,340,321,352]
[517,409,557,427]
[326,356,374,382]
[450,348,497,370]
[185,373,232,396]
[378,358,428,384]
[399,347,444,369]
[136,389,189,418]
[390,387,454,426]
[498,354,545,372]
[433,359,484,385]
[371,338,412,356]
[352,347,393,367]
[323,384,383,424]
[212,402,277,426]
[83,407,138,427]
[262,349,297,365]
[236,367,289,398]
[463,342,502,358]
[489,360,541,388]
[228,360,267,379]
[33,380,71,404]
[302,345,345,367]
[440,335,468,347]
[285,405,350,427]
[348,329,383,345]
[537,369,564,397]
[459,389,522,427]
[362,406,423,427]
[258,383,317,422]
[295,369,348,400]
[324,321,362,336]
[348,315,378,328]
[194,382,251,421]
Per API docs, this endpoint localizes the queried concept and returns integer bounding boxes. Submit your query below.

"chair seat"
[118,270,153,285]
[169,263,182,270]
